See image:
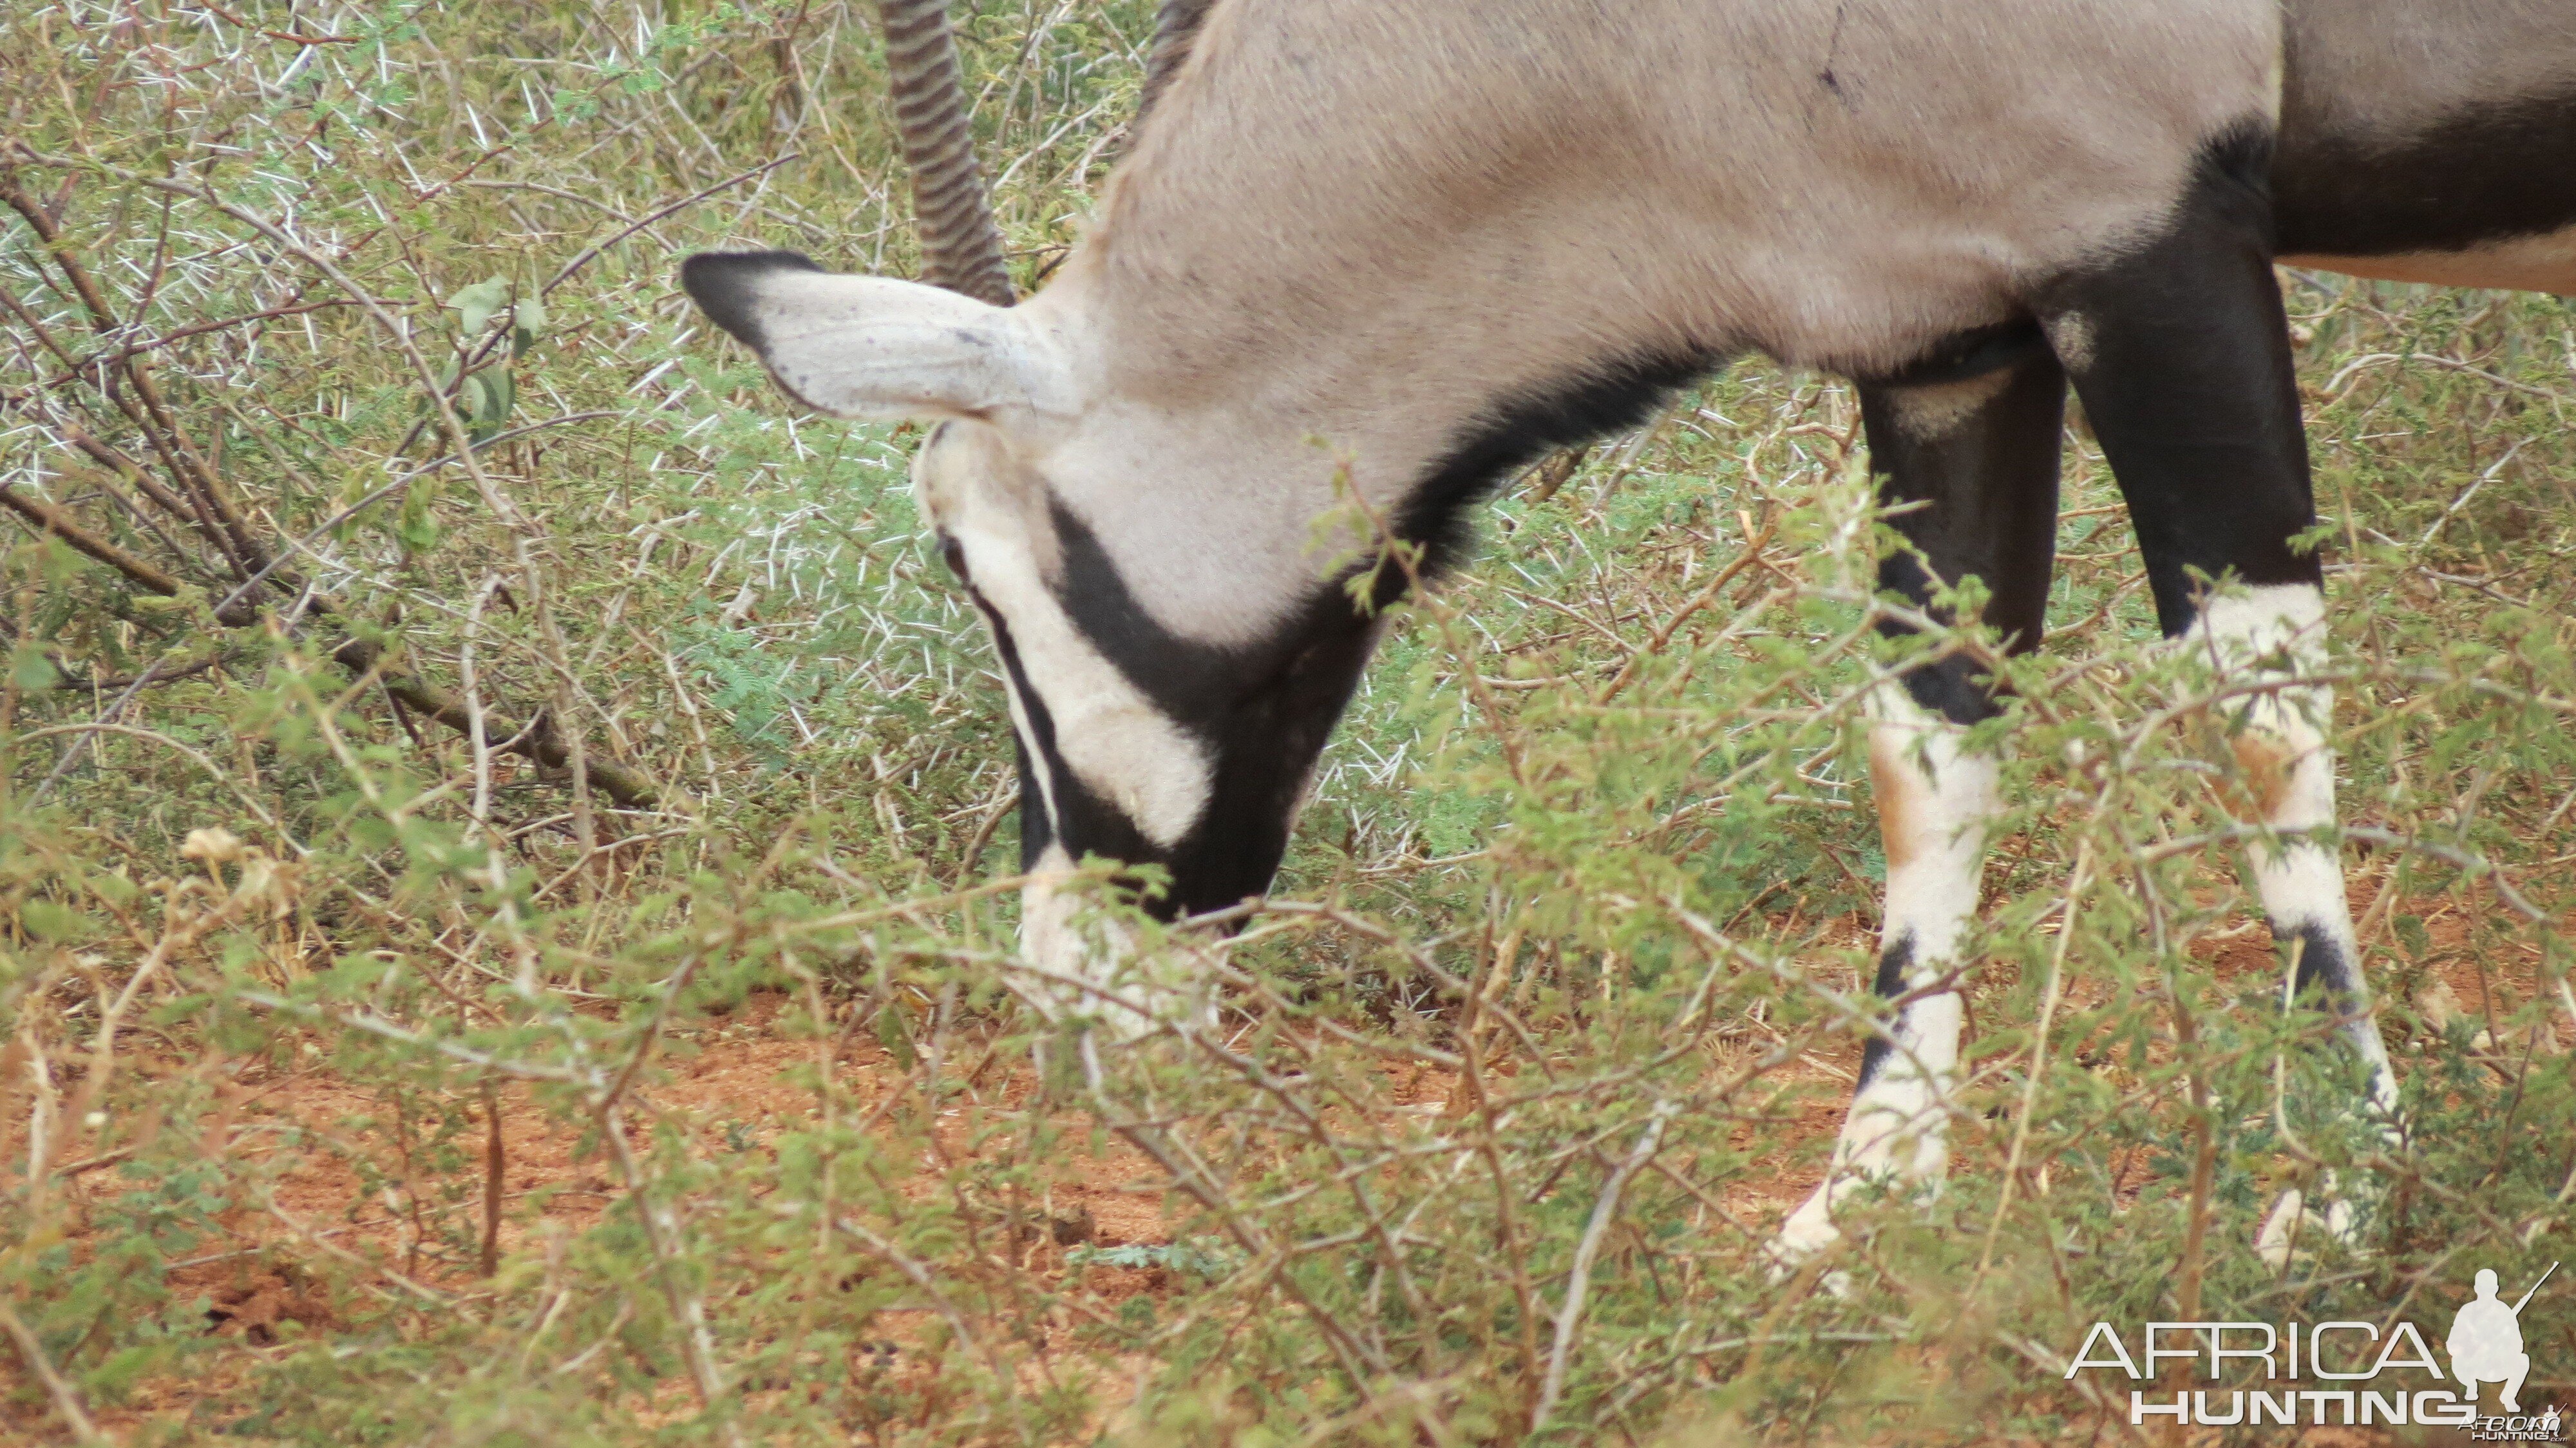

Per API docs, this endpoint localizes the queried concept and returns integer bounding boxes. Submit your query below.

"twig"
[601,1104,744,1447]
[1972,842,2089,1286]
[950,783,1019,887]
[1530,1099,1676,1433]
[544,153,800,296]
[205,410,620,624]
[0,1295,106,1444]
[837,1214,1019,1403]
[0,481,187,595]
[231,991,588,1082]
[329,636,665,810]
[43,649,229,691]
[481,1080,505,1277]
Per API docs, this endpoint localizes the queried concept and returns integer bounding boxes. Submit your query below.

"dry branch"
[0,1295,106,1445]
[330,636,661,809]
[0,481,187,596]
[4,164,664,809]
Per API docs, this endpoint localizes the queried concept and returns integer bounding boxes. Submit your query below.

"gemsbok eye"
[938,534,970,584]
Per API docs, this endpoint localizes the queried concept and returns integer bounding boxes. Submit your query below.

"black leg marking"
[2277,918,2362,1009]
[2037,125,2400,1268]
[1854,933,1916,1089]
[1857,321,2067,725]
[2034,124,2318,637]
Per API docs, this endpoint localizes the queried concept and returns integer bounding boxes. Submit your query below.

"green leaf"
[8,644,59,691]
[479,367,514,426]
[446,277,510,337]
[396,481,440,554]
[512,296,547,356]
[457,372,488,423]
[874,1003,916,1070]
[21,899,85,941]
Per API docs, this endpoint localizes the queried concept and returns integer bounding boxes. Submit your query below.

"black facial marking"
[1048,500,1241,719]
[2277,88,2576,258]
[1858,322,2067,727]
[2036,122,2320,639]
[1401,347,1720,586]
[677,250,823,354]
[1855,934,1917,1089]
[972,587,1159,875]
[1014,500,1383,920]
[1016,348,1719,918]
[1010,733,1054,867]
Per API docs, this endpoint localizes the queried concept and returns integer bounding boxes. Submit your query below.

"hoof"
[1766,1192,1844,1284]
[2255,1185,2364,1270]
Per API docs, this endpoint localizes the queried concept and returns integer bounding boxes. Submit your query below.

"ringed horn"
[873,0,1015,307]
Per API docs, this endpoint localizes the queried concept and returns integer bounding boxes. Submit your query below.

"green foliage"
[4,1,2573,1444]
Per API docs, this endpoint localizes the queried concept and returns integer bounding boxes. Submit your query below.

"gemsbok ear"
[678,251,1073,424]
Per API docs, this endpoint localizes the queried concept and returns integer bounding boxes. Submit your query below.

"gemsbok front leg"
[1774,327,2067,1268]
[2036,129,2398,1265]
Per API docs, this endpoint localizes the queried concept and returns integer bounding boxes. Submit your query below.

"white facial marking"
[1019,841,1213,1038]
[914,433,1214,852]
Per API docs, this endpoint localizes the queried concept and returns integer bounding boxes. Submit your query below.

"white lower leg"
[2193,586,2394,1264]
[1777,685,1998,1264]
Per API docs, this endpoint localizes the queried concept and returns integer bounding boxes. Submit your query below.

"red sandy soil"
[4,877,2561,1443]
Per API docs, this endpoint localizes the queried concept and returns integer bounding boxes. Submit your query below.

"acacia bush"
[3,2,2571,1443]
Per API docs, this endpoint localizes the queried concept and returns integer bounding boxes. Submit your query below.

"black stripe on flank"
[2277,88,2576,258]
[677,250,822,354]
[1855,934,1916,1089]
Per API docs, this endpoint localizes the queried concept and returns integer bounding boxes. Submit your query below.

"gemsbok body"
[682,0,2576,1272]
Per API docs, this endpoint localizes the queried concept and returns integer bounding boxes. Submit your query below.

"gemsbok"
[680,0,2576,1273]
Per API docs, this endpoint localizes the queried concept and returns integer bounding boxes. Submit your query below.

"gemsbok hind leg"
[1772,327,2067,1269]
[2035,133,2397,1266]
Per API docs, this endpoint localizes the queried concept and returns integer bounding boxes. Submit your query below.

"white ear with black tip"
[678,251,1075,424]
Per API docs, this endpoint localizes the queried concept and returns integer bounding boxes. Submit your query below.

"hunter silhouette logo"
[2452,1264,2550,1413]
[2065,1260,2562,1431]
